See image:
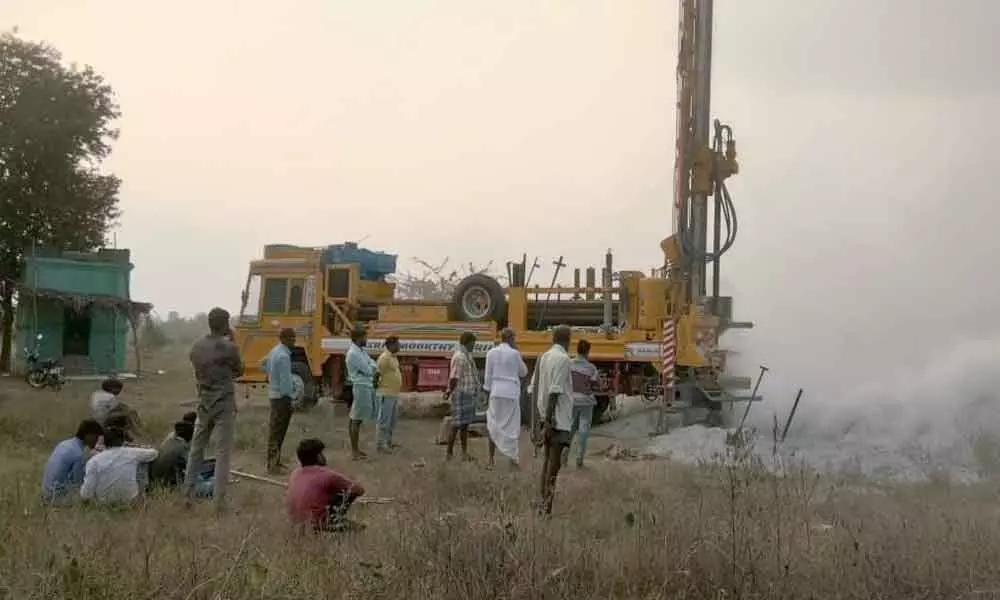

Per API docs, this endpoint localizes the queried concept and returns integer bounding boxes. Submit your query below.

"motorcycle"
[24,334,65,390]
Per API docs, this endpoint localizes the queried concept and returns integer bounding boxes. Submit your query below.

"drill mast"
[672,0,736,311]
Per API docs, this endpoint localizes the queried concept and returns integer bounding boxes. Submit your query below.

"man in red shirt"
[286,438,365,532]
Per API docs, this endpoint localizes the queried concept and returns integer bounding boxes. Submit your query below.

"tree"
[137,316,169,351]
[156,312,210,345]
[0,31,121,369]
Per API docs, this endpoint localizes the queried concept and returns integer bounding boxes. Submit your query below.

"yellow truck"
[233,240,753,426]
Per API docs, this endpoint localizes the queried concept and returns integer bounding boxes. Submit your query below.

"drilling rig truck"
[232,0,755,429]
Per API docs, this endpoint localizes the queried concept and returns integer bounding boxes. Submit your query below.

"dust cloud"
[644,331,1000,483]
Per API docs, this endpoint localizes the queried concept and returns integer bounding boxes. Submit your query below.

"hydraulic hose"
[677,119,739,263]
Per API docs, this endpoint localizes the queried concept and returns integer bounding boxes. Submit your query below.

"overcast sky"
[6,0,1000,400]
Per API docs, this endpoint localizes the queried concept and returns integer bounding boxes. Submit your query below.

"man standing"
[530,325,574,515]
[263,328,297,474]
[444,331,480,462]
[184,307,244,512]
[80,428,159,506]
[41,419,104,505]
[346,326,377,461]
[375,335,402,453]
[286,438,366,532]
[567,339,600,468]
[483,328,527,469]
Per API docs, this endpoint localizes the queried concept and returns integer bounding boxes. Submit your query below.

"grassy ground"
[1,368,1000,599]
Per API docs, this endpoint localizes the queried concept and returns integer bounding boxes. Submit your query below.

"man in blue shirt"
[42,419,104,505]
[346,326,377,461]
[263,328,297,474]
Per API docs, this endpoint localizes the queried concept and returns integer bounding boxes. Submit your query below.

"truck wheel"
[291,361,317,411]
[452,273,507,323]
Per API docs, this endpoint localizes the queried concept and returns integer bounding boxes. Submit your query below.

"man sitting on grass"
[148,420,215,497]
[90,377,143,442]
[163,411,197,444]
[286,438,366,532]
[80,428,159,506]
[41,419,105,505]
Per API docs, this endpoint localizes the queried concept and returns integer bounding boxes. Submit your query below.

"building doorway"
[62,306,91,356]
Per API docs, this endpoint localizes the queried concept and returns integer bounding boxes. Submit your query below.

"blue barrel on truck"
[322,243,397,281]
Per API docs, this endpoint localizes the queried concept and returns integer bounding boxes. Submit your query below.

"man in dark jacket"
[149,420,215,496]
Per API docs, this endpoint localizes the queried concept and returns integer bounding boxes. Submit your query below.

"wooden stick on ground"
[231,469,286,487]
[229,469,394,504]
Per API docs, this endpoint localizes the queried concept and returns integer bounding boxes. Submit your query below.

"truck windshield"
[240,273,262,323]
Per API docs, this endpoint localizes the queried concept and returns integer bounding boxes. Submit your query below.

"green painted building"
[15,249,151,375]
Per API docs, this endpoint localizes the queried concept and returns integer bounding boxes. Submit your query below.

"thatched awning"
[17,286,153,319]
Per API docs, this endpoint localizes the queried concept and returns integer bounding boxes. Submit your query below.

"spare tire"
[291,361,317,411]
[452,273,507,323]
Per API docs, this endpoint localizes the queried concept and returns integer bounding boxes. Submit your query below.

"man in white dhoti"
[483,328,528,469]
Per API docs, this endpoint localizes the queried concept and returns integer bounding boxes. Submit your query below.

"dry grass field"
[1,356,1000,599]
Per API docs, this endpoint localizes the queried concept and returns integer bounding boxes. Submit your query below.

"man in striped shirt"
[530,325,574,515]
[444,331,480,462]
